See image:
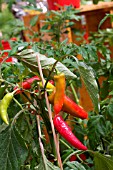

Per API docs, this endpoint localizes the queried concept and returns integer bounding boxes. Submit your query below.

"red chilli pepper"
[53,114,87,150]
[48,80,54,85]
[14,76,40,94]
[53,73,65,114]
[48,91,88,119]
[69,155,77,162]
[69,153,86,162]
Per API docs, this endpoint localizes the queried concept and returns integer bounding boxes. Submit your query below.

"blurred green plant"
[0,7,24,40]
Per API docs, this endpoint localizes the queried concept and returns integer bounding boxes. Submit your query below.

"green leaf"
[35,156,60,170]
[0,125,28,170]
[16,49,77,79]
[76,44,98,61]
[94,152,113,170]
[9,46,19,56]
[100,80,109,100]
[51,10,62,17]
[65,161,86,170]
[60,38,68,45]
[0,123,8,133]
[109,144,113,156]
[109,90,113,96]
[106,103,113,123]
[40,24,49,32]
[87,115,112,149]
[0,85,7,100]
[76,59,100,112]
[65,21,75,28]
[30,15,38,27]
[98,14,113,29]
[47,160,60,170]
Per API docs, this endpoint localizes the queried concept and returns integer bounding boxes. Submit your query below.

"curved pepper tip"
[81,145,88,151]
[5,120,9,125]
[1,115,9,125]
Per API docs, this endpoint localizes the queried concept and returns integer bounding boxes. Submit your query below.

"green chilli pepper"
[0,92,14,124]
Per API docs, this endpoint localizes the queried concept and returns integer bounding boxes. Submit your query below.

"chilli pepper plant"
[1,4,113,170]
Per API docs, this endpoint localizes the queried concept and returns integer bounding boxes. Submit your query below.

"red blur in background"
[47,0,80,10]
[1,38,17,63]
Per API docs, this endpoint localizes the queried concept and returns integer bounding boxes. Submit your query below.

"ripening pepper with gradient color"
[48,90,88,119]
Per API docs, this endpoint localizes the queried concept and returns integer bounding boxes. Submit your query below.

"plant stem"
[63,150,82,165]
[60,139,73,150]
[0,78,15,87]
[70,81,79,104]
[36,54,63,170]
[36,115,48,170]
[22,91,54,150]
[13,97,23,110]
[22,91,54,139]
[11,108,27,126]
[43,60,58,90]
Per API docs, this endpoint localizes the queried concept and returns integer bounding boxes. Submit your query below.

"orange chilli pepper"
[53,73,65,114]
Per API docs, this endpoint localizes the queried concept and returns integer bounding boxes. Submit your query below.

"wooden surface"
[72,2,113,45]
[79,2,113,13]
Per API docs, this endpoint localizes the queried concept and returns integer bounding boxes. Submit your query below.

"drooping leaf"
[94,152,113,170]
[75,58,100,112]
[0,125,28,170]
[15,49,77,79]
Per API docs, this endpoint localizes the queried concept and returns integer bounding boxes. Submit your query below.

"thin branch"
[36,54,63,170]
[70,81,79,104]
[0,78,15,87]
[36,115,48,170]
[13,97,24,110]
[11,108,27,127]
[59,139,73,150]
[63,150,82,165]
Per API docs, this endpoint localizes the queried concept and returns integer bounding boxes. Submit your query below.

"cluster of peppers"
[49,73,88,151]
[0,74,88,151]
